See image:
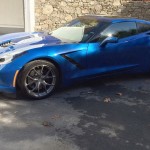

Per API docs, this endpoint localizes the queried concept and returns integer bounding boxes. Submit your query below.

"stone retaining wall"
[35,0,150,32]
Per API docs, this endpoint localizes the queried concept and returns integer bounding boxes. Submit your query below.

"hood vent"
[0,41,13,48]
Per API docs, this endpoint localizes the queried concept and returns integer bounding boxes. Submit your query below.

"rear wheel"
[18,60,59,99]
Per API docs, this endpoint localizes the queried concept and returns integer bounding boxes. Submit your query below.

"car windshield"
[50,18,100,43]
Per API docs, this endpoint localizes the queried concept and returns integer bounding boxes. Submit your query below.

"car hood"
[0,32,62,55]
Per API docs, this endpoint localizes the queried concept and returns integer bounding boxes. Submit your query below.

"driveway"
[0,75,150,150]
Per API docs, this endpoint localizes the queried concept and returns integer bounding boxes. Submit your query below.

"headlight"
[0,54,13,64]
[0,51,27,65]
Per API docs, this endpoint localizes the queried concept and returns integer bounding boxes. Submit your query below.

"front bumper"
[0,85,16,93]
[0,64,18,93]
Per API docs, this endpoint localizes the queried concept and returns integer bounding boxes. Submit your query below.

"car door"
[86,21,149,77]
[135,22,150,70]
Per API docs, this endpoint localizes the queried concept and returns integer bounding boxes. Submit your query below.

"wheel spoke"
[37,82,41,96]
[33,68,40,76]
[42,82,48,94]
[41,65,44,75]
[43,81,55,86]
[26,80,37,86]
[31,83,38,92]
[27,75,34,80]
[44,69,51,78]
[45,76,55,79]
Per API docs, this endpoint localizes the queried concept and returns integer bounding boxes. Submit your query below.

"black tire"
[18,60,59,99]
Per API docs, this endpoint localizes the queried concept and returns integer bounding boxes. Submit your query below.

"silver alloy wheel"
[25,65,56,98]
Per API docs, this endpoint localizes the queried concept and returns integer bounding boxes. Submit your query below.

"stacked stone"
[35,0,150,32]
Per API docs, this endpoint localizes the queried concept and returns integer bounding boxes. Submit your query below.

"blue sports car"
[0,15,150,99]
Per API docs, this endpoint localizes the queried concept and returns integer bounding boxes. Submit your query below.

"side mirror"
[100,37,118,47]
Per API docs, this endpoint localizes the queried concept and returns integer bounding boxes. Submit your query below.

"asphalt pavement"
[0,74,149,150]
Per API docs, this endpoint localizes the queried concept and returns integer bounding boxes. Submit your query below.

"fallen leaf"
[42,121,53,127]
[51,114,61,120]
[104,97,111,103]
[42,121,49,126]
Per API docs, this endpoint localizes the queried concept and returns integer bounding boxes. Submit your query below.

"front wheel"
[18,60,59,99]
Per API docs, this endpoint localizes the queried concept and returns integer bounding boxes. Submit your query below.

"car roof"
[79,15,150,24]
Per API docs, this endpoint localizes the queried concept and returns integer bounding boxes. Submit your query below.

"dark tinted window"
[137,23,150,33]
[99,22,137,42]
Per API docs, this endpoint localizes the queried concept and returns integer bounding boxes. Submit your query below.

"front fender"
[0,47,64,87]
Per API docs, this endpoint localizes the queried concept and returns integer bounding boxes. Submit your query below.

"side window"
[137,23,150,33]
[99,22,137,42]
